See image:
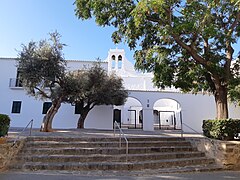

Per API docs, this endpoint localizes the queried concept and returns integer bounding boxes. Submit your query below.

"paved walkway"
[7,127,204,140]
[1,170,240,180]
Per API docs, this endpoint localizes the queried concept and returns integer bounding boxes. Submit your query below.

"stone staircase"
[10,136,222,174]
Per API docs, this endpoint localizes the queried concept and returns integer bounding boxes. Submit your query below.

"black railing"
[12,119,33,146]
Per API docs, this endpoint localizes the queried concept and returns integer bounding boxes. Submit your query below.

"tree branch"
[172,34,207,66]
[228,11,240,35]
[190,32,198,49]
[34,87,50,98]
[203,37,209,61]
[89,103,96,110]
[146,14,165,24]
[172,33,221,84]
[224,12,240,83]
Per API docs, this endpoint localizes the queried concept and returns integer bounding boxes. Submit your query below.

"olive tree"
[65,63,128,129]
[17,32,67,132]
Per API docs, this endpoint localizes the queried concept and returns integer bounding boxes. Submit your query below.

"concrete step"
[144,164,223,174]
[65,164,222,176]
[16,151,206,163]
[12,157,216,171]
[10,136,221,173]
[26,136,186,142]
[19,146,197,155]
[24,140,191,148]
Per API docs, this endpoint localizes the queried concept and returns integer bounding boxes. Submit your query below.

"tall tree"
[229,58,240,104]
[75,0,240,119]
[65,63,128,129]
[17,32,67,132]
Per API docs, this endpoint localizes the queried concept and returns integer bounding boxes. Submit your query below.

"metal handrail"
[181,122,202,138]
[113,121,129,162]
[12,119,33,146]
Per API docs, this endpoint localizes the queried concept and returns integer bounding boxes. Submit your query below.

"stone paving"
[7,127,204,141]
[1,169,240,180]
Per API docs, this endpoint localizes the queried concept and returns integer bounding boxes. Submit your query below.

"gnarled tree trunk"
[214,85,228,119]
[77,109,90,129]
[40,98,62,132]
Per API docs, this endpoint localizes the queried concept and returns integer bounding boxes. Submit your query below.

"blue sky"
[0,0,239,62]
[0,0,134,61]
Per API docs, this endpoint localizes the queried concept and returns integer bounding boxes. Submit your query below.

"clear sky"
[0,0,134,61]
[0,0,239,62]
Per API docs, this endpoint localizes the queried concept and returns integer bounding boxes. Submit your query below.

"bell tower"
[107,48,125,73]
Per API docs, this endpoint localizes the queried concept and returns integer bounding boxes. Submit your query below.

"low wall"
[0,138,25,171]
[187,137,240,170]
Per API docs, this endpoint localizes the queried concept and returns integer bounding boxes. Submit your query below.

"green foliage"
[75,0,239,92]
[0,114,11,137]
[63,62,128,128]
[75,0,240,119]
[202,119,240,140]
[231,0,240,8]
[17,31,66,100]
[17,32,70,131]
[65,63,128,108]
[228,59,240,105]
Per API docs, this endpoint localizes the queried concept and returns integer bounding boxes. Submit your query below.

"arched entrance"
[153,98,182,130]
[121,97,143,129]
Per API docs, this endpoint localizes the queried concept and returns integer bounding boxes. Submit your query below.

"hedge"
[0,114,10,137]
[202,119,240,140]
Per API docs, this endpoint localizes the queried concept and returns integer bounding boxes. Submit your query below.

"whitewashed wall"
[84,105,113,130]
[52,104,113,130]
[66,60,108,71]
[128,90,240,132]
[1,51,240,133]
[0,58,111,130]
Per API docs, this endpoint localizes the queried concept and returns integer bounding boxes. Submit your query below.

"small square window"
[42,102,52,114]
[75,102,81,114]
[12,101,22,113]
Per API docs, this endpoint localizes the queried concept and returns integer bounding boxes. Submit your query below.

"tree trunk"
[77,109,90,129]
[40,98,62,132]
[214,85,228,119]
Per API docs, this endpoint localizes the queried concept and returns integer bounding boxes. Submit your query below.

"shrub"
[202,119,240,140]
[0,114,11,137]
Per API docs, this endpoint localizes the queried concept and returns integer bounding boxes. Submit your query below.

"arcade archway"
[153,98,182,130]
[114,97,143,129]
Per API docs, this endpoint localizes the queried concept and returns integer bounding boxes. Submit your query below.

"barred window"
[11,101,22,113]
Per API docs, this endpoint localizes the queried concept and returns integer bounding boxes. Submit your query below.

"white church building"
[1,48,240,132]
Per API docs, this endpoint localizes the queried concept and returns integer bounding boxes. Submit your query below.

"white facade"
[1,49,240,132]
